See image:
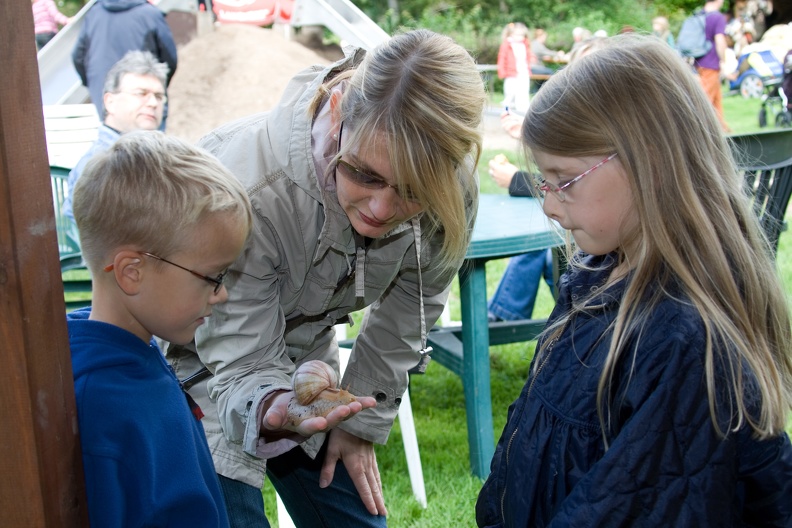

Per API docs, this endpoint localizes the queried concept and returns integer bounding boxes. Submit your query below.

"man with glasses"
[64,50,169,222]
[72,0,177,125]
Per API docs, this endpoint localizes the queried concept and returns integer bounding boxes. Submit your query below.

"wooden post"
[0,0,88,525]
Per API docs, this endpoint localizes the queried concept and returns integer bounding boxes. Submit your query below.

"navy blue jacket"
[476,253,792,527]
[72,0,177,118]
[69,308,229,527]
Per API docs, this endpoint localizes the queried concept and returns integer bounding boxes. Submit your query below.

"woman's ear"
[110,251,145,295]
[329,87,343,133]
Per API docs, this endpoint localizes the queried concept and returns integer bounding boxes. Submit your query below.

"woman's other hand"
[320,428,388,516]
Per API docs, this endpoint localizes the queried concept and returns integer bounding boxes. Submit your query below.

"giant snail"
[286,360,359,426]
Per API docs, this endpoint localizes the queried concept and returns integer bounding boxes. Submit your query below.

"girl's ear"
[108,251,145,295]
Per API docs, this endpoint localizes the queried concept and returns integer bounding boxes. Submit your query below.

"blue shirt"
[68,308,229,527]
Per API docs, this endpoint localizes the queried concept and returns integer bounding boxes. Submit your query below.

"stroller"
[759,50,792,128]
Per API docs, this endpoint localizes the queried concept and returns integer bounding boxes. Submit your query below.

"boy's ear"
[109,251,145,295]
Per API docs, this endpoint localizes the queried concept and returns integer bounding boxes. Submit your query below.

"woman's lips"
[359,212,387,228]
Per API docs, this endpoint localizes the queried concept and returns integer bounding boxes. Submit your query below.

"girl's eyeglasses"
[533,153,618,202]
[334,122,419,203]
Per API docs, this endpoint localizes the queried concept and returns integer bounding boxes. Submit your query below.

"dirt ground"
[166,23,342,144]
[166,22,518,151]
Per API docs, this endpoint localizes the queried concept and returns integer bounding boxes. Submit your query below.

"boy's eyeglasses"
[533,153,618,202]
[334,122,419,203]
[141,252,227,294]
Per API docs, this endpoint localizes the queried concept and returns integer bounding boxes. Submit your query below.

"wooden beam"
[0,0,88,525]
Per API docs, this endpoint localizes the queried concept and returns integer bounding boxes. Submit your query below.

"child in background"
[497,22,532,115]
[651,15,675,48]
[477,34,792,526]
[32,0,71,51]
[69,131,253,527]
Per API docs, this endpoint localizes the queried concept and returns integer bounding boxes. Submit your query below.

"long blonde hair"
[310,29,486,271]
[525,34,792,439]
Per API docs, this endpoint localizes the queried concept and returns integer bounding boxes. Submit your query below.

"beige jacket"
[167,50,477,486]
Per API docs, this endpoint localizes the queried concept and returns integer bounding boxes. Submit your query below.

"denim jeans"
[488,249,554,321]
[218,475,270,528]
[219,440,387,528]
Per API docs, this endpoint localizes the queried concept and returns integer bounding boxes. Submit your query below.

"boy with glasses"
[68,131,253,527]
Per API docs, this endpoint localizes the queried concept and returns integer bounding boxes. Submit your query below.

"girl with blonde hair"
[477,34,792,526]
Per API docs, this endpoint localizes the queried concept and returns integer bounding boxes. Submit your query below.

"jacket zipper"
[500,335,560,523]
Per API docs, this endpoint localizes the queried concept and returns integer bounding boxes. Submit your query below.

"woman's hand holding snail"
[260,360,377,438]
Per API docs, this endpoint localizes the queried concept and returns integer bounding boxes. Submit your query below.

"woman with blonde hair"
[167,29,486,527]
[477,34,792,526]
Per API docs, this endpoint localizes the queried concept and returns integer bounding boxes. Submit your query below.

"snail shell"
[293,360,340,405]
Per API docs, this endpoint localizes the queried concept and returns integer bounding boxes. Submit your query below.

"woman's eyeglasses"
[533,153,618,202]
[334,122,419,203]
[141,252,228,294]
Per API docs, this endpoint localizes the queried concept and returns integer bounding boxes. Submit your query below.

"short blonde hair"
[73,131,253,273]
[313,29,486,271]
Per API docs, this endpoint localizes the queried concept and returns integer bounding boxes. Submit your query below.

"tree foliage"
[60,0,753,63]
[356,0,709,62]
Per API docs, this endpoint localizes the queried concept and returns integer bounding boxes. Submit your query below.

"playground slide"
[37,0,96,105]
[291,0,388,51]
[37,0,386,107]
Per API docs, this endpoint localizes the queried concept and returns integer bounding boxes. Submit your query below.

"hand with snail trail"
[260,389,376,438]
[260,360,377,438]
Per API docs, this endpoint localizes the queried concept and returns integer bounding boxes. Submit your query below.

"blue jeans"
[218,475,270,528]
[219,440,387,528]
[488,249,554,321]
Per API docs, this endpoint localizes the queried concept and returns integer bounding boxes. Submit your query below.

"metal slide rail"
[291,0,389,51]
[36,0,195,106]
[37,0,96,105]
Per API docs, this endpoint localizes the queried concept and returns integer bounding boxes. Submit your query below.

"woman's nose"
[368,189,399,221]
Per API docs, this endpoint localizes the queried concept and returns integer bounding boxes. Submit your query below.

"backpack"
[676,10,712,59]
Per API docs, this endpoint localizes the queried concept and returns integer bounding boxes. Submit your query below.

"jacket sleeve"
[340,249,455,444]
[508,171,534,197]
[340,188,479,444]
[548,331,792,527]
[72,25,89,86]
[153,11,178,85]
[194,214,296,457]
[46,0,70,26]
[496,42,511,80]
